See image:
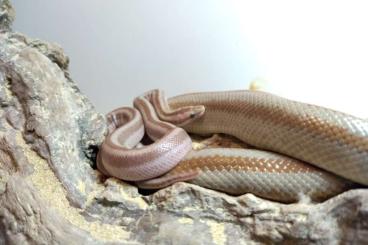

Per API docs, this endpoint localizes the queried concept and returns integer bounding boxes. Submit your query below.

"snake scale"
[97,89,368,202]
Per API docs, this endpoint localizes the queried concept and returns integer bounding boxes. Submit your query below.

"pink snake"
[97,89,368,202]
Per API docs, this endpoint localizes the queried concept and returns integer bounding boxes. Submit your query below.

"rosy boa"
[97,89,368,202]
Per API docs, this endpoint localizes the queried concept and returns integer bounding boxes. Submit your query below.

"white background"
[12,1,368,117]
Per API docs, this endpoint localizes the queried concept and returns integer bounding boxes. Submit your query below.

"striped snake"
[97,89,368,202]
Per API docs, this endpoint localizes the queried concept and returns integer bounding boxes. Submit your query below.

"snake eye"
[176,105,205,127]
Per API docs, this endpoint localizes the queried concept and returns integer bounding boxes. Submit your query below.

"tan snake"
[97,92,203,181]
[97,90,368,202]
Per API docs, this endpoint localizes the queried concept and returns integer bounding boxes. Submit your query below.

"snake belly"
[165,90,368,186]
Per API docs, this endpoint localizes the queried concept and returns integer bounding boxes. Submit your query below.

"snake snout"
[179,105,205,127]
[191,105,205,118]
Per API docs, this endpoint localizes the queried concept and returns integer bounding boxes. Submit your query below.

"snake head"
[176,105,205,127]
[141,89,206,127]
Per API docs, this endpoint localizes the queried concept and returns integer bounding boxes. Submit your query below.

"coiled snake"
[97,89,368,202]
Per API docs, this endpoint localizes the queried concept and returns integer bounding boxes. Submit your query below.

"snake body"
[98,90,368,202]
[166,90,368,185]
[137,148,353,202]
[97,93,203,181]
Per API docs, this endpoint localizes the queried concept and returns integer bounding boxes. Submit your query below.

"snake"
[97,92,204,181]
[97,89,368,202]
